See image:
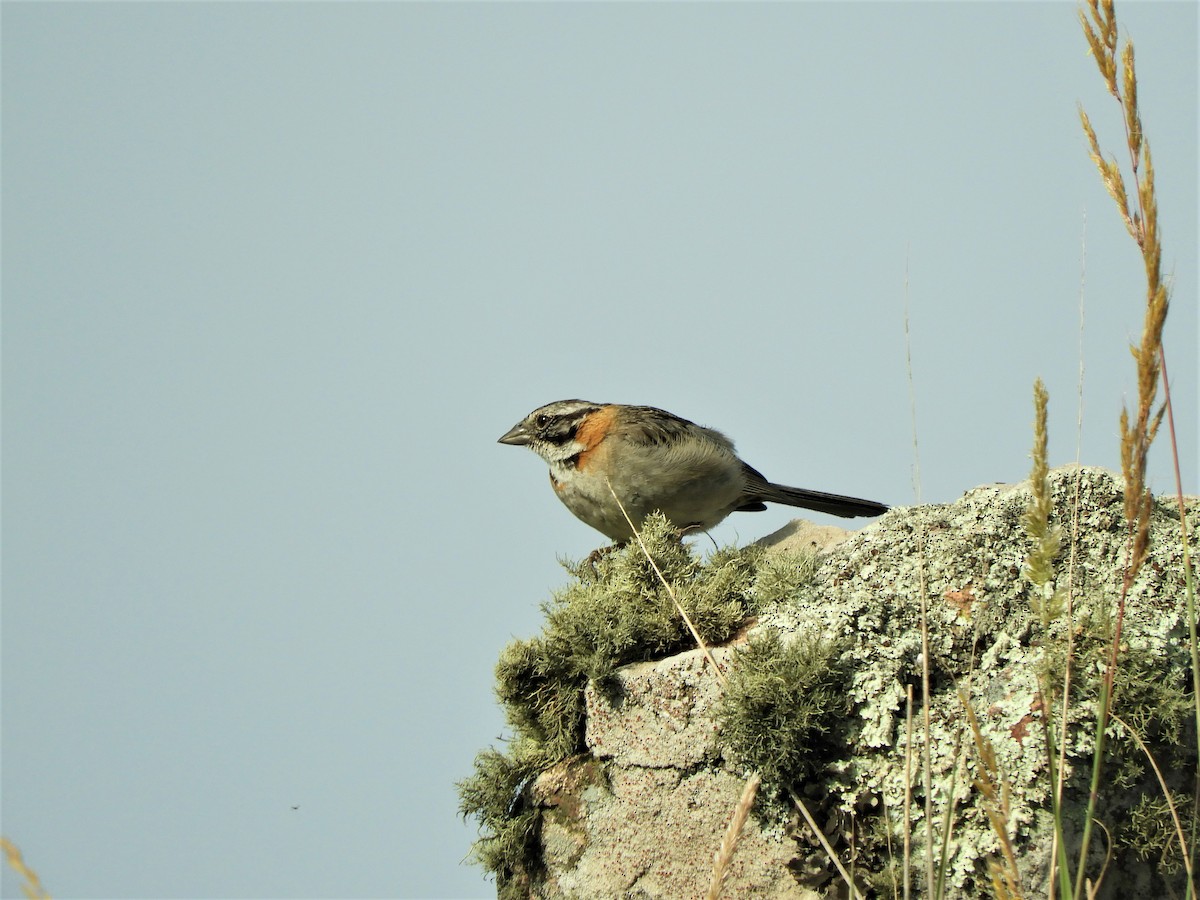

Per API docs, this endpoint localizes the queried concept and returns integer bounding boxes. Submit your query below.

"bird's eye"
[534,414,550,428]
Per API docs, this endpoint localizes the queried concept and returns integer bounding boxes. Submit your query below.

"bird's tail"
[747,481,889,519]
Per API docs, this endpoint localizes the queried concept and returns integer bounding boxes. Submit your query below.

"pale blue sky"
[3,2,1196,898]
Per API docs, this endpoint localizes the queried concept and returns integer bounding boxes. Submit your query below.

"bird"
[498,400,888,542]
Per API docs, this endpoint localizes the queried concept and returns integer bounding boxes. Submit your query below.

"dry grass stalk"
[1075,0,1176,893]
[1,837,52,900]
[1022,379,1081,899]
[1047,227,1090,900]
[1085,819,1115,900]
[917,529,935,899]
[605,477,727,685]
[962,701,1025,900]
[607,478,865,897]
[903,683,914,900]
[788,786,866,900]
[1022,379,1064,622]
[1110,713,1195,890]
[602,482,775,897]
[878,788,901,900]
[1079,0,1168,590]
[706,772,762,900]
[903,268,937,896]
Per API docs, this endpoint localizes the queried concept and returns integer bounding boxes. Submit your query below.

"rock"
[532,647,819,899]
[470,467,1199,899]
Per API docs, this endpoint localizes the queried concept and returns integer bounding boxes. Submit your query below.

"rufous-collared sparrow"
[498,400,888,542]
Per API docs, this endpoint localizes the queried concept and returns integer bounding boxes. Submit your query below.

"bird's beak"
[497,422,532,446]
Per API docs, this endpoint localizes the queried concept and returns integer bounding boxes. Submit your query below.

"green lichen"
[1123,791,1197,875]
[715,629,852,790]
[456,742,545,899]
[749,549,820,605]
[458,515,803,889]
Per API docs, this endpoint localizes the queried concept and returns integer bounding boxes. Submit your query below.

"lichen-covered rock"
[464,467,1199,899]
[771,465,1198,898]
